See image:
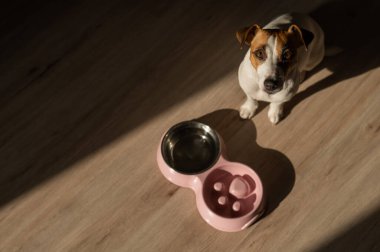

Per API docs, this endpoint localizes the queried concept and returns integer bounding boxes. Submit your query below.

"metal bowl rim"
[160,121,221,174]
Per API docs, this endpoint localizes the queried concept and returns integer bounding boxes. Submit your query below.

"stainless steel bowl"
[161,121,221,174]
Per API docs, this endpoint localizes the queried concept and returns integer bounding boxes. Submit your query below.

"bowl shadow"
[196,109,295,217]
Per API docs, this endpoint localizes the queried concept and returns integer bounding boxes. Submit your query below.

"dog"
[236,13,324,124]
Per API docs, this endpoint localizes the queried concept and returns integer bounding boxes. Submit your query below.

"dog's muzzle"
[264,78,283,94]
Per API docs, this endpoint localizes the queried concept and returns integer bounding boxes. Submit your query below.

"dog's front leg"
[268,102,284,124]
[239,96,258,119]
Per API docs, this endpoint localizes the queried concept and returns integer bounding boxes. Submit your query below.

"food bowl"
[157,121,265,232]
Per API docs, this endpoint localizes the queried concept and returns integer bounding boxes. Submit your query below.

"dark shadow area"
[313,207,380,252]
[196,109,295,216]
[0,0,279,207]
[284,0,380,116]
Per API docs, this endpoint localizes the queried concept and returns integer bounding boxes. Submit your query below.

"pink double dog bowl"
[157,121,265,232]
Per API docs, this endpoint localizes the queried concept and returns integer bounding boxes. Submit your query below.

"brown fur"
[274,30,300,77]
[274,31,289,61]
[249,29,271,69]
[236,24,261,48]
[247,27,302,75]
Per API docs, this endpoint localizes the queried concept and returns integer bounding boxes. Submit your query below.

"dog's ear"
[236,24,261,49]
[288,24,314,51]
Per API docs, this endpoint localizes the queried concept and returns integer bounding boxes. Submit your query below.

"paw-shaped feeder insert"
[203,167,258,218]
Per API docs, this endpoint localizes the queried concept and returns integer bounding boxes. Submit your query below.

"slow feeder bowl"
[157,121,265,232]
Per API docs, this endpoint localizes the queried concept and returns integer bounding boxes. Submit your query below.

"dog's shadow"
[269,0,380,118]
[196,109,295,217]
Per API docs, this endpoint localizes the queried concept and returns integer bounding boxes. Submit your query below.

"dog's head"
[236,24,314,94]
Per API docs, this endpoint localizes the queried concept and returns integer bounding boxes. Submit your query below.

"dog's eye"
[253,49,266,61]
[282,49,292,61]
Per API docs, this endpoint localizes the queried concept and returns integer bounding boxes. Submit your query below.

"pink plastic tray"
[157,121,265,232]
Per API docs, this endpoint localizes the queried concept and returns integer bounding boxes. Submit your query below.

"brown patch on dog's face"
[243,25,314,83]
[248,29,300,72]
[249,29,271,69]
[273,25,314,77]
[273,30,300,77]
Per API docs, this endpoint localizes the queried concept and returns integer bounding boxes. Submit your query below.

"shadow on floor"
[313,206,380,252]
[0,0,278,207]
[284,0,380,117]
[196,109,295,217]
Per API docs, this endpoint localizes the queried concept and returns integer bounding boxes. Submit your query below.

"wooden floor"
[1,0,379,251]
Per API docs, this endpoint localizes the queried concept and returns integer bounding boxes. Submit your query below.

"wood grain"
[0,0,379,251]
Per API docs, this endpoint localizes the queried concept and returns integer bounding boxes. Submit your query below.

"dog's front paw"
[268,111,281,124]
[239,99,258,119]
[240,106,256,119]
[268,104,283,125]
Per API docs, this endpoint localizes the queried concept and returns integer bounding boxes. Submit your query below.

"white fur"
[238,13,324,124]
[256,35,277,90]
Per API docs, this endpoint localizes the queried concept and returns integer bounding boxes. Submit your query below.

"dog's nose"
[264,79,281,93]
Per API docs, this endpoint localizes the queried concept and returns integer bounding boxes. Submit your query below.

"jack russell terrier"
[236,13,324,124]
